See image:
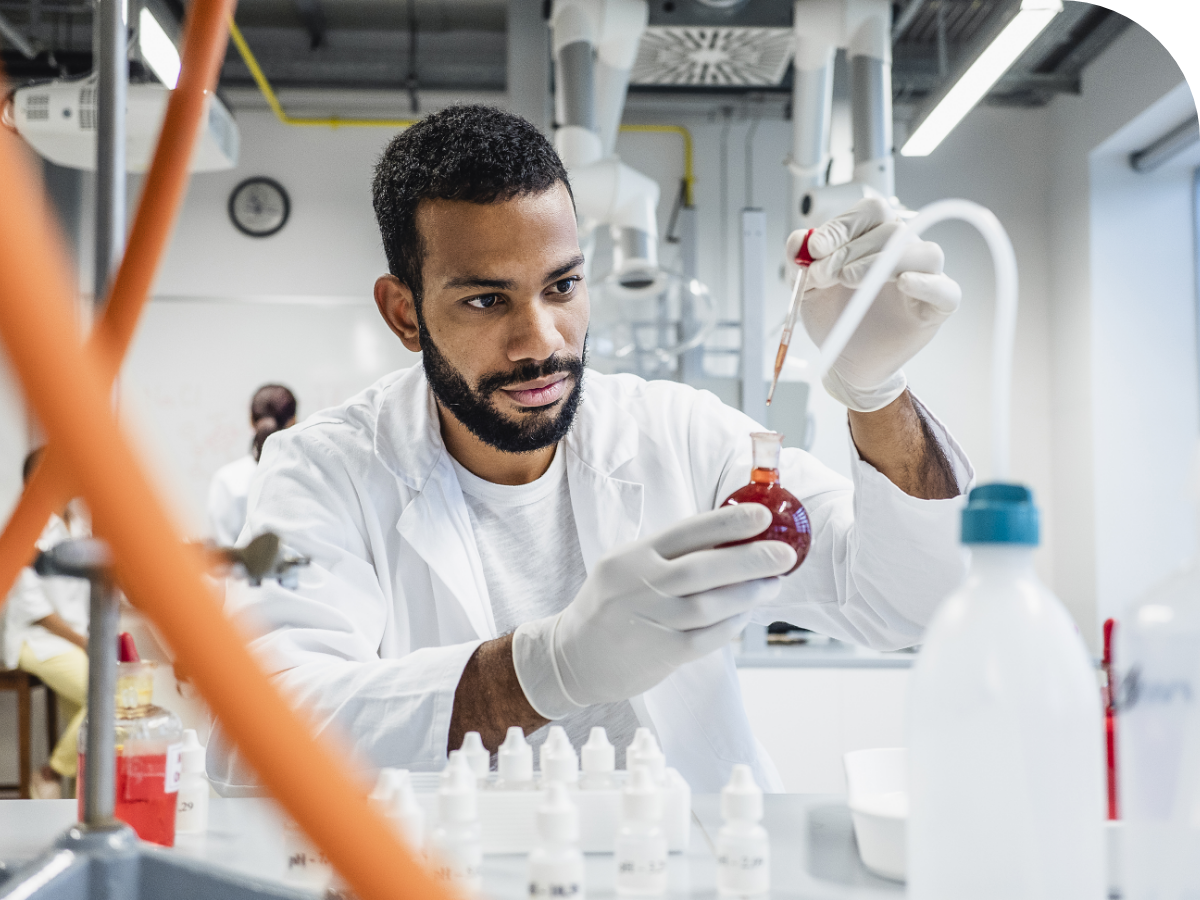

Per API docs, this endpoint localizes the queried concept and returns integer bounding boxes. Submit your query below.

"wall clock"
[228,176,290,238]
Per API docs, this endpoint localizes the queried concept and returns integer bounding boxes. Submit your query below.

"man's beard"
[418,315,586,454]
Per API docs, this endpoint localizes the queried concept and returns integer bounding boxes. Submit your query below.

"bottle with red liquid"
[719,431,811,573]
[78,633,183,846]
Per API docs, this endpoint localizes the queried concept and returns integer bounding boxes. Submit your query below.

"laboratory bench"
[736,642,916,670]
[0,795,902,899]
[735,627,917,670]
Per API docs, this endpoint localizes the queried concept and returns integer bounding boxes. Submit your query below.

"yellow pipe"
[227,17,417,129]
[228,18,694,204]
[618,123,695,207]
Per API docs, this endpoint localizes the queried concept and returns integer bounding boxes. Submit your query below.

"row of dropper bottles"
[369,726,769,898]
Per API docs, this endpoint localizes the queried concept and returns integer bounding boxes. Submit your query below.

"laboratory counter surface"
[0,795,903,899]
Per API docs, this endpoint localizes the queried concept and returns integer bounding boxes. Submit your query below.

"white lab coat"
[209,365,972,794]
[2,515,90,669]
[207,454,257,547]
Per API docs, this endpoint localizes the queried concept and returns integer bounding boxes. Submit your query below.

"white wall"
[1089,81,1200,627]
[1043,24,1189,647]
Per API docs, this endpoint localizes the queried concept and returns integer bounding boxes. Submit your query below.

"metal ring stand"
[0,535,311,900]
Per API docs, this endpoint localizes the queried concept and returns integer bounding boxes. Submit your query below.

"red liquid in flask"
[719,431,811,573]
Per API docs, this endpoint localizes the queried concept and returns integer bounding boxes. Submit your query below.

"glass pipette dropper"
[766,229,815,407]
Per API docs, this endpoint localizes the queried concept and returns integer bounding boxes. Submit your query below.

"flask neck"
[749,432,783,475]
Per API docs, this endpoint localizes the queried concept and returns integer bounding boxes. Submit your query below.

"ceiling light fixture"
[901,0,1062,158]
[139,7,180,89]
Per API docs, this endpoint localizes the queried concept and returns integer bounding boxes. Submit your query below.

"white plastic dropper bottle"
[528,781,586,900]
[430,754,483,892]
[498,726,535,790]
[174,728,209,834]
[460,731,490,784]
[715,764,769,897]
[1117,452,1200,898]
[369,767,425,850]
[581,727,616,790]
[627,728,665,784]
[907,483,1104,899]
[615,766,668,897]
[541,725,579,786]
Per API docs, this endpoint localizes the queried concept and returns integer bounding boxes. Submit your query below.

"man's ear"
[374,275,422,353]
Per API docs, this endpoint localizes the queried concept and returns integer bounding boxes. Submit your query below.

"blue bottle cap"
[960,482,1039,546]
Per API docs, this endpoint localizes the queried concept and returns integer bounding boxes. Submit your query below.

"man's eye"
[552,277,578,295]
[467,295,499,309]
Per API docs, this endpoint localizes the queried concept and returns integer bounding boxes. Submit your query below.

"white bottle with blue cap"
[907,483,1105,900]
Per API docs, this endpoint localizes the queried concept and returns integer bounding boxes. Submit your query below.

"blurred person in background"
[2,447,91,798]
[207,384,297,546]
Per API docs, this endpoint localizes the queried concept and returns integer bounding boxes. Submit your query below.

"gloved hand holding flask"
[513,505,796,718]
[786,197,962,412]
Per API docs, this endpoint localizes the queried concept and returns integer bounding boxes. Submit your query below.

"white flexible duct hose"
[811,198,1018,480]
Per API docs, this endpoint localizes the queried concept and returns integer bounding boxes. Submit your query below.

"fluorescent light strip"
[139,8,181,89]
[901,0,1062,157]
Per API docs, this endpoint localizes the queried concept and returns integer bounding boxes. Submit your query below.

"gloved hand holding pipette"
[784,197,962,413]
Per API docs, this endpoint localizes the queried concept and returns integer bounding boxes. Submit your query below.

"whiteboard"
[120,296,420,537]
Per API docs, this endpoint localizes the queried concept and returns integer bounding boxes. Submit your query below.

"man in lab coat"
[209,106,970,793]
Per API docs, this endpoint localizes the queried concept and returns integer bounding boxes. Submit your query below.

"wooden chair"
[0,669,59,798]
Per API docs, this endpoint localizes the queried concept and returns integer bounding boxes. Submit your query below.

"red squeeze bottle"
[78,632,183,846]
[718,431,811,573]
[1102,617,1118,820]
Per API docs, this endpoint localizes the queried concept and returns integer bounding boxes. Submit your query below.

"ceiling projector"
[4,78,239,173]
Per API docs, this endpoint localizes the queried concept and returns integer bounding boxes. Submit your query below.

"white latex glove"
[512,504,796,718]
[785,197,962,412]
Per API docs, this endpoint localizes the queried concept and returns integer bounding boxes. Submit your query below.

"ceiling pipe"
[0,10,37,59]
[891,0,927,43]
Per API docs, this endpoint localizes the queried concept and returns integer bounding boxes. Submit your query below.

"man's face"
[397,183,589,454]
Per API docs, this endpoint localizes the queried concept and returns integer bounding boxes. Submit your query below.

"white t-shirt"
[208,454,258,546]
[2,515,90,668]
[449,446,641,768]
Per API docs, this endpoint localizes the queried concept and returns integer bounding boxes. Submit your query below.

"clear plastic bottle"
[581,727,616,790]
[528,781,585,900]
[174,728,209,835]
[715,765,769,897]
[369,767,425,850]
[430,754,483,892]
[616,766,668,897]
[78,636,183,847]
[1117,527,1200,897]
[907,484,1105,900]
[540,725,579,786]
[627,728,665,785]
[459,731,490,784]
[498,726,535,790]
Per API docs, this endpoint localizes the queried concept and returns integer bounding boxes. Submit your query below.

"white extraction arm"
[789,0,894,230]
[551,0,665,295]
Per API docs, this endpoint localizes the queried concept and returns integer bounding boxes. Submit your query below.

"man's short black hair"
[372,105,572,303]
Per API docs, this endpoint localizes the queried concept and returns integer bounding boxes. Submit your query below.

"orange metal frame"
[0,4,454,900]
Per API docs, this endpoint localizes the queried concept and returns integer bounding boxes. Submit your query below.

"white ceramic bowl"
[844,747,908,881]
